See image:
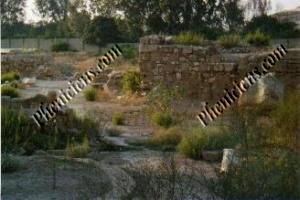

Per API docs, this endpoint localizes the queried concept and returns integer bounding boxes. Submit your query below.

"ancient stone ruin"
[139,35,300,103]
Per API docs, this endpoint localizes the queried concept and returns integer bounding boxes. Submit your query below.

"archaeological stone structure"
[139,35,300,103]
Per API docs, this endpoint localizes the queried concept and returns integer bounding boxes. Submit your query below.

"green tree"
[68,4,91,37]
[84,16,121,46]
[224,0,245,32]
[35,0,69,22]
[244,15,300,38]
[1,0,25,24]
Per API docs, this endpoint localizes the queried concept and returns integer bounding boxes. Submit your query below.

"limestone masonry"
[139,35,300,103]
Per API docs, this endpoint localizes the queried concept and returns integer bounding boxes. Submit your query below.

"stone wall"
[139,35,300,103]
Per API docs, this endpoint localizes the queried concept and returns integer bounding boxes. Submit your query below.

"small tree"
[84,16,121,46]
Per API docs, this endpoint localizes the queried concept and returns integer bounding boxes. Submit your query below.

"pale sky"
[24,0,300,23]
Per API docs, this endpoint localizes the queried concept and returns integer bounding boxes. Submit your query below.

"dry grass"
[118,94,146,106]
[146,127,183,150]
[96,89,112,102]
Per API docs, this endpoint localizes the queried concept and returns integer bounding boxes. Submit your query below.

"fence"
[1,38,101,52]
[1,37,299,53]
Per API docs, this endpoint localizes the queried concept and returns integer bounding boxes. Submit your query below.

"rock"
[106,71,124,95]
[202,150,223,162]
[220,149,239,172]
[22,77,36,85]
[238,73,284,106]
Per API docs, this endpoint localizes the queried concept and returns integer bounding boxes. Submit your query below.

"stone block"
[213,63,223,71]
[224,63,236,72]
[179,57,187,62]
[189,55,198,61]
[182,48,193,54]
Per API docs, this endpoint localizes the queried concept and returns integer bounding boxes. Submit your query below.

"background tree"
[35,0,69,22]
[68,3,91,37]
[84,16,121,46]
[244,15,300,38]
[35,0,70,37]
[223,0,245,32]
[1,0,25,24]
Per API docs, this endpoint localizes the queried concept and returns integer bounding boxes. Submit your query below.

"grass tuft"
[218,34,241,48]
[1,85,19,98]
[173,32,207,46]
[84,87,97,101]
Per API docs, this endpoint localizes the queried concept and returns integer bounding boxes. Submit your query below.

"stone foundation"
[139,35,300,103]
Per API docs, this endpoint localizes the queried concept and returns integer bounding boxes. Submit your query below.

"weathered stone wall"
[1,53,53,75]
[139,35,300,102]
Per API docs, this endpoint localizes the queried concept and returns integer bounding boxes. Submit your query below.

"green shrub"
[151,112,175,128]
[121,45,138,60]
[218,34,241,48]
[148,84,185,112]
[84,87,97,101]
[122,70,141,94]
[147,127,183,149]
[178,126,237,159]
[245,30,270,46]
[1,107,98,154]
[112,112,125,125]
[1,71,20,83]
[1,85,19,98]
[269,91,300,151]
[66,136,91,158]
[210,151,300,199]
[178,129,206,159]
[1,153,20,173]
[51,42,70,52]
[173,32,207,45]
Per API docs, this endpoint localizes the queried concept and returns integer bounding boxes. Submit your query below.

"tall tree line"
[1,0,299,43]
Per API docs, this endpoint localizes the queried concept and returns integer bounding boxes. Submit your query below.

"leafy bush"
[84,87,97,101]
[51,42,70,52]
[1,107,98,154]
[269,91,300,151]
[121,45,138,60]
[148,84,185,112]
[178,126,237,159]
[112,112,125,125]
[210,151,300,199]
[173,32,207,45]
[245,30,270,46]
[1,71,20,83]
[66,136,91,158]
[218,34,241,48]
[1,85,19,98]
[147,127,183,149]
[122,70,141,94]
[1,153,20,173]
[151,112,175,128]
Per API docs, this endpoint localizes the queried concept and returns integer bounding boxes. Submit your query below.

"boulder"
[22,77,36,85]
[106,71,124,95]
[238,73,284,106]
